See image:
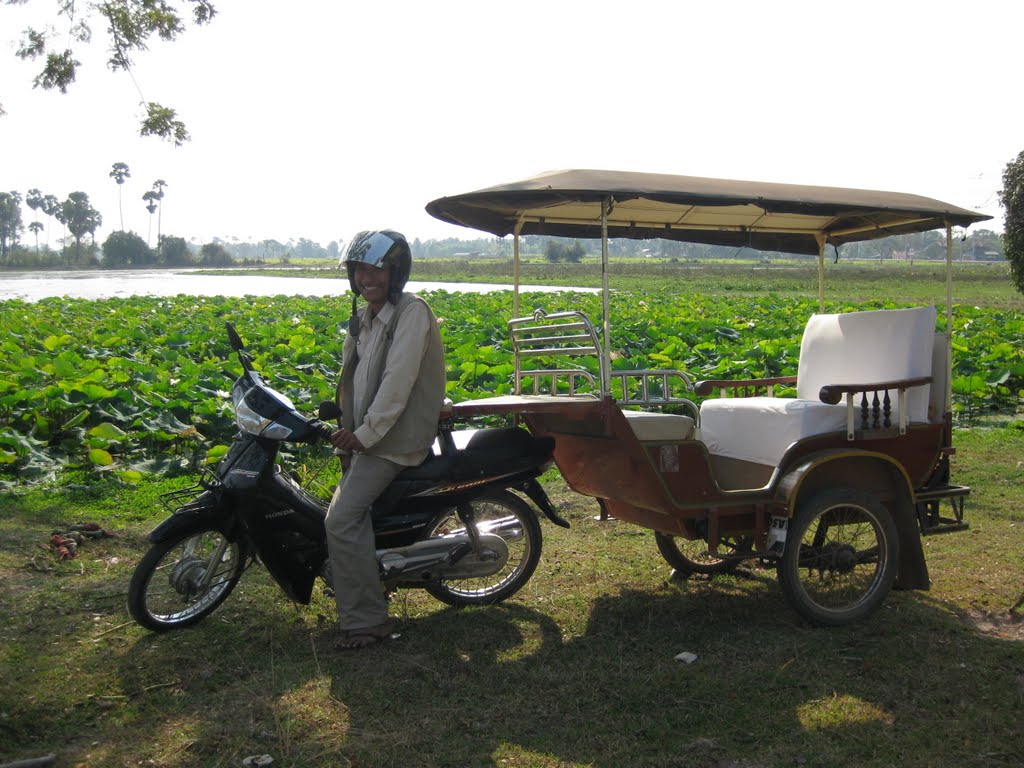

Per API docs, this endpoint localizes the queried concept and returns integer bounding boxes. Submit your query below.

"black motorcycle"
[127,322,566,632]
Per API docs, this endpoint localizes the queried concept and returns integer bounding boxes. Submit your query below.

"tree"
[109,162,131,230]
[564,240,586,263]
[999,149,1024,294]
[5,1,216,144]
[40,193,60,250]
[544,240,566,262]
[102,229,150,267]
[198,241,232,266]
[259,239,285,261]
[25,188,45,252]
[150,179,167,258]
[159,235,191,266]
[967,229,1004,260]
[0,191,24,262]
[61,191,102,264]
[27,219,43,252]
[142,191,159,246]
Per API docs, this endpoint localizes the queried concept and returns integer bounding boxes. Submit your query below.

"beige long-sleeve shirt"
[349,298,434,466]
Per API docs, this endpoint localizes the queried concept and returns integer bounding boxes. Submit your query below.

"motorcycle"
[127,322,566,632]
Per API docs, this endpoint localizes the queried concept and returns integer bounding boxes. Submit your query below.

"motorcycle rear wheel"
[128,527,247,631]
[424,490,542,607]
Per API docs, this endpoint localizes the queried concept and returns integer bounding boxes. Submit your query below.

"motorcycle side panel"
[219,438,274,489]
[234,475,328,605]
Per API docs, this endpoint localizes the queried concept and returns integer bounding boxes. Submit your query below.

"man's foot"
[335,619,399,650]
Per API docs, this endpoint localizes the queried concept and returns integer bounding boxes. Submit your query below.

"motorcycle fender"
[148,501,234,543]
[518,478,570,529]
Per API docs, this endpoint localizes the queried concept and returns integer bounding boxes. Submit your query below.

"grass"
[1,427,1022,768]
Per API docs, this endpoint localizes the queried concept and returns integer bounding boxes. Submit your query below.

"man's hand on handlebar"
[330,428,365,455]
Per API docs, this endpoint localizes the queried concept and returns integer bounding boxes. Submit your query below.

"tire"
[424,490,543,607]
[128,527,247,631]
[655,532,752,576]
[777,487,899,626]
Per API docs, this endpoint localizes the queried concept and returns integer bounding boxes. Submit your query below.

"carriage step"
[915,484,970,502]
[920,518,970,535]
[916,484,969,535]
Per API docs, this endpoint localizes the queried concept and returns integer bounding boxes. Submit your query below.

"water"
[0,269,597,302]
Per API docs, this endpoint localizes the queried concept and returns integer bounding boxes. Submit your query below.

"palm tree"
[142,191,159,247]
[28,221,44,253]
[25,188,44,253]
[41,194,60,250]
[109,162,131,230]
[151,179,167,259]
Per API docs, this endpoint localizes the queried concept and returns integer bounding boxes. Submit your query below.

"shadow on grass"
[307,587,1024,768]
[3,545,1022,767]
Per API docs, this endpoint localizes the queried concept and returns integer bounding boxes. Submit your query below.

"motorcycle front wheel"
[424,490,543,607]
[128,527,247,631]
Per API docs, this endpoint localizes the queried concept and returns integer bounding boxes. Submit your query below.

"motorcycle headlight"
[232,384,295,440]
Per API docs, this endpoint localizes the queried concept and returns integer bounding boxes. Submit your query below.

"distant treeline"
[227,229,1005,263]
[0,227,1006,270]
[409,230,1006,262]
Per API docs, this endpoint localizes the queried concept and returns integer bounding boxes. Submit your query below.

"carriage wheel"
[655,532,752,576]
[777,487,898,626]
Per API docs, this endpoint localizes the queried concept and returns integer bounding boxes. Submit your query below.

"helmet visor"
[343,231,397,269]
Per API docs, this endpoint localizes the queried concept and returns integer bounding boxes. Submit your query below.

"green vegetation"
[1,264,1022,485]
[7,2,214,143]
[1001,149,1024,295]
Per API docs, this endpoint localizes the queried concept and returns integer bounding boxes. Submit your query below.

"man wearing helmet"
[326,229,446,649]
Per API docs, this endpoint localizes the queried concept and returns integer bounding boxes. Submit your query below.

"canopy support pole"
[600,199,612,396]
[945,221,954,413]
[815,234,826,313]
[945,222,954,334]
[513,218,524,318]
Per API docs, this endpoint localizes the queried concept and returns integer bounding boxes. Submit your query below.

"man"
[326,230,446,649]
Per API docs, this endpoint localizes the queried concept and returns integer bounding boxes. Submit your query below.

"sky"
[1,0,1020,250]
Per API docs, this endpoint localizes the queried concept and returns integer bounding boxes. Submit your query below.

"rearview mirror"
[318,400,341,421]
[225,322,245,352]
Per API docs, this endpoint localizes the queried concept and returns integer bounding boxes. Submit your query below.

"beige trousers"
[324,453,404,632]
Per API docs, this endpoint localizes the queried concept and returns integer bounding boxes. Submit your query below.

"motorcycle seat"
[399,427,553,483]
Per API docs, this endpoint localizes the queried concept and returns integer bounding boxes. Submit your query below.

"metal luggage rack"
[159,469,220,514]
[509,308,698,417]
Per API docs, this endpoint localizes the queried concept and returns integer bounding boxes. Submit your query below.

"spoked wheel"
[778,487,899,626]
[424,490,543,607]
[655,532,753,576]
[128,527,247,631]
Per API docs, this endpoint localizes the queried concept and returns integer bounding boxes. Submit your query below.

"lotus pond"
[1,290,1022,485]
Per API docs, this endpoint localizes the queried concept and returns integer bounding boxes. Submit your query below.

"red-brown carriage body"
[426,170,989,625]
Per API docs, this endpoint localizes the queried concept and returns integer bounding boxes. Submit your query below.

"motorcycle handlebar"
[308,419,336,442]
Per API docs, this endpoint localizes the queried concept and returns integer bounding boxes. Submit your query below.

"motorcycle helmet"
[341,229,412,338]
[341,229,412,301]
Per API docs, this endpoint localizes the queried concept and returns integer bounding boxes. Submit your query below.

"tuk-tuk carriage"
[425,169,991,626]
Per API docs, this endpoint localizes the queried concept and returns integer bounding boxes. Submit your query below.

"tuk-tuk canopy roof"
[425,169,992,256]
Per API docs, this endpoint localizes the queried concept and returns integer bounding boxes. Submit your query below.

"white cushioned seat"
[700,397,846,466]
[622,410,696,442]
[700,306,937,467]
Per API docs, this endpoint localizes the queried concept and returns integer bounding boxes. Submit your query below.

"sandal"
[336,619,399,650]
